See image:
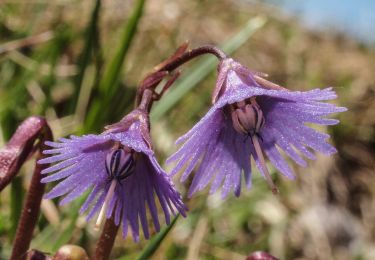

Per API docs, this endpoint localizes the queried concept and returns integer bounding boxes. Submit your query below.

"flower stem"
[251,135,278,194]
[10,128,53,260]
[136,45,227,107]
[160,45,227,72]
[94,216,120,260]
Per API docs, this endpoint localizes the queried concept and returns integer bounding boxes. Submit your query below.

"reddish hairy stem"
[0,117,50,191]
[10,126,53,260]
[0,146,30,191]
[159,45,226,72]
[94,216,119,260]
[136,45,226,106]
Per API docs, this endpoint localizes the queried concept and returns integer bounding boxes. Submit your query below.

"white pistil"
[95,180,117,230]
[251,135,278,194]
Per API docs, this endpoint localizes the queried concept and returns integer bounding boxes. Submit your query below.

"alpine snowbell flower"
[167,58,347,198]
[39,109,186,241]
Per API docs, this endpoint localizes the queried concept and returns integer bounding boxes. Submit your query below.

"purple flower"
[167,58,347,198]
[39,110,186,241]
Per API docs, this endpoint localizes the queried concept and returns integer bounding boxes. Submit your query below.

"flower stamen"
[252,135,278,194]
[231,97,265,136]
[95,179,117,230]
[105,148,135,181]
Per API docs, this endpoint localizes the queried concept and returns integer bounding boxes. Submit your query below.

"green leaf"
[84,0,146,132]
[150,16,267,121]
[30,224,57,253]
[68,0,102,113]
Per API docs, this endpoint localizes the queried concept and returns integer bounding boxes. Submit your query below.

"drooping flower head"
[39,109,186,241]
[167,58,347,198]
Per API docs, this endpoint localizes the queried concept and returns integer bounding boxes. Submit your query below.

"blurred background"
[0,0,374,259]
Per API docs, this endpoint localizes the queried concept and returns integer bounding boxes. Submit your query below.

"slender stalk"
[69,0,102,113]
[251,135,278,194]
[160,45,226,72]
[136,45,227,106]
[94,216,120,260]
[0,116,50,191]
[0,139,35,191]
[10,128,53,260]
[138,89,154,112]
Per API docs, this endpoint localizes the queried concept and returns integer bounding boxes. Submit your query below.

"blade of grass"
[150,16,267,121]
[68,0,101,113]
[131,215,179,260]
[84,0,146,132]
[30,224,57,252]
[99,0,145,96]
[51,194,88,251]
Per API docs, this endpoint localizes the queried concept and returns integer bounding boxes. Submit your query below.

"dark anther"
[105,149,135,182]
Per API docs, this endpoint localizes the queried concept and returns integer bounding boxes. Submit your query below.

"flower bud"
[53,245,89,260]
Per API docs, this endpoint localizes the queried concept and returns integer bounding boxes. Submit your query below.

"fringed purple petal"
[209,125,233,196]
[39,116,183,242]
[262,126,307,167]
[41,165,76,182]
[168,110,224,178]
[80,184,103,214]
[40,157,81,174]
[261,140,295,179]
[144,173,161,231]
[59,180,94,205]
[235,132,252,189]
[173,106,221,145]
[169,60,346,198]
[87,189,106,221]
[187,137,221,196]
[41,135,112,203]
[176,116,251,198]
[117,153,186,241]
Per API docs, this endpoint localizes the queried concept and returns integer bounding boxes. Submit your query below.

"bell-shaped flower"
[39,109,186,241]
[167,58,347,198]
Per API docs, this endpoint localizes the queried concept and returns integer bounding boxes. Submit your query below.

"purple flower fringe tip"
[39,119,187,242]
[167,58,347,198]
